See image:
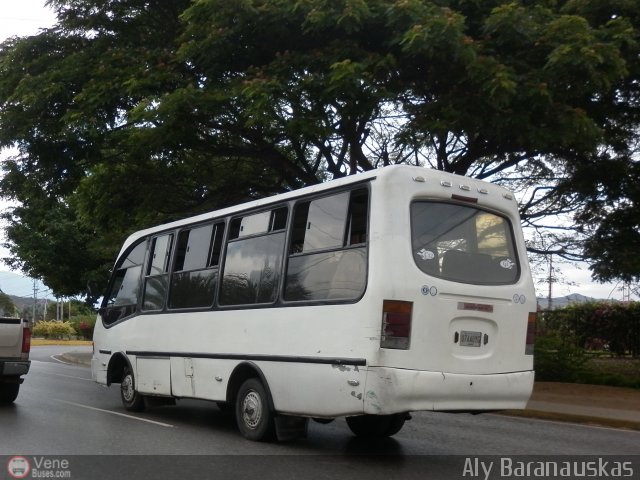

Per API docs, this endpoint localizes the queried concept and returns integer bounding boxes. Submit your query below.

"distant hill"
[6,294,48,312]
[0,292,48,318]
[536,293,614,310]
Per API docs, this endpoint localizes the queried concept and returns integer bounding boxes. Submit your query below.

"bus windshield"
[411,202,520,285]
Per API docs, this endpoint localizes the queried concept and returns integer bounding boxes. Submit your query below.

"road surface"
[1,346,637,479]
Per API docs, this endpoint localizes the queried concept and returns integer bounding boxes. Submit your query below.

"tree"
[0,291,17,317]
[0,0,639,297]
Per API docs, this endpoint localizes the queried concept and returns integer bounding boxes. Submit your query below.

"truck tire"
[0,383,20,404]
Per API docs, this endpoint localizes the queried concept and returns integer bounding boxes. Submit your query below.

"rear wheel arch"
[225,362,275,412]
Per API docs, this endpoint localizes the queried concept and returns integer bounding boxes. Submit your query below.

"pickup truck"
[0,317,31,404]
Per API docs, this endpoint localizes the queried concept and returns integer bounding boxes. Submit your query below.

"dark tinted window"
[284,249,366,301]
[170,270,218,309]
[103,240,146,325]
[169,222,224,309]
[411,202,519,285]
[143,233,173,311]
[219,233,285,305]
[220,207,288,306]
[285,188,368,302]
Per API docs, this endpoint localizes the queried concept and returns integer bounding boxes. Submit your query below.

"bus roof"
[117,165,516,256]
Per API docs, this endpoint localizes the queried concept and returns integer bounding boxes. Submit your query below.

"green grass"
[578,357,640,389]
[31,338,93,347]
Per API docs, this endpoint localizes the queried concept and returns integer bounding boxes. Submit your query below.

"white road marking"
[50,354,73,364]
[54,399,174,428]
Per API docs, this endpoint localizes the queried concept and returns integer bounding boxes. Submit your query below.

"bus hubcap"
[122,375,134,402]
[242,391,262,429]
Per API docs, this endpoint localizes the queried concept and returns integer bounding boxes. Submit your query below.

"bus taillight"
[22,326,31,354]
[525,312,536,355]
[381,300,413,350]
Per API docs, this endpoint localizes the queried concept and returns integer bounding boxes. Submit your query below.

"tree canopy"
[0,0,638,298]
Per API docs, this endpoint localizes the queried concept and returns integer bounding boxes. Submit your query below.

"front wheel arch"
[106,352,132,386]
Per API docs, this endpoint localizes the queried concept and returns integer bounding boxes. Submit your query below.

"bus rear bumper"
[363,368,534,415]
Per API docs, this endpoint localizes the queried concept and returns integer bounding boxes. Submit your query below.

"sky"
[0,1,635,302]
[0,1,57,299]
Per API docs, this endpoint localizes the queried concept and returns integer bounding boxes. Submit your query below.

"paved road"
[1,347,638,478]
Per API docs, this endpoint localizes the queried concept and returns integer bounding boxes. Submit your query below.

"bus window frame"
[217,204,290,309]
[166,220,227,312]
[281,185,370,306]
[100,237,148,327]
[409,199,522,286]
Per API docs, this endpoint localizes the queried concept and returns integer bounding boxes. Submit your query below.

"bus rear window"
[410,202,520,285]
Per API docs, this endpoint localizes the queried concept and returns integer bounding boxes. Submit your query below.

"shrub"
[541,301,640,357]
[71,315,97,340]
[32,320,76,339]
[534,332,589,382]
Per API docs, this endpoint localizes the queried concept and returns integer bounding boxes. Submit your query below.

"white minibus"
[92,165,536,441]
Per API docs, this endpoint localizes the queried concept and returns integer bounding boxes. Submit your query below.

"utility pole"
[32,279,37,324]
[547,253,553,310]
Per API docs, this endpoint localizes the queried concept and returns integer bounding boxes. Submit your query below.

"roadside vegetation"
[30,298,96,346]
[535,301,640,389]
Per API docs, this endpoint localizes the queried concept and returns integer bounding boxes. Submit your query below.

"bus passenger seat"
[442,250,493,283]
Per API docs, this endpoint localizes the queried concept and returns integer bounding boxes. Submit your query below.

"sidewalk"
[60,350,640,430]
[504,382,640,430]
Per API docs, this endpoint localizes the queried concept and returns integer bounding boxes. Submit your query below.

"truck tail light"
[525,312,536,355]
[381,300,413,350]
[22,326,32,354]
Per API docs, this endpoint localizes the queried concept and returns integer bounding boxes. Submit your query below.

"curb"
[499,409,640,432]
[56,352,92,367]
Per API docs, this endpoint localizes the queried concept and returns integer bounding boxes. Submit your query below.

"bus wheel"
[235,378,276,442]
[346,413,407,438]
[120,366,145,412]
[0,383,20,404]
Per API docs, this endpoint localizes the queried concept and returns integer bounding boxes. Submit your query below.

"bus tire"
[346,413,406,438]
[120,366,145,412]
[0,383,20,404]
[235,378,276,442]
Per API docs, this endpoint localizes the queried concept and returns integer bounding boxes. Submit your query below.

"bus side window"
[142,233,173,311]
[284,188,369,302]
[102,240,146,325]
[219,207,288,306]
[169,223,224,309]
[301,192,349,252]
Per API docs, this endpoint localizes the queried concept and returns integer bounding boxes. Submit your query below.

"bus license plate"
[460,331,482,347]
